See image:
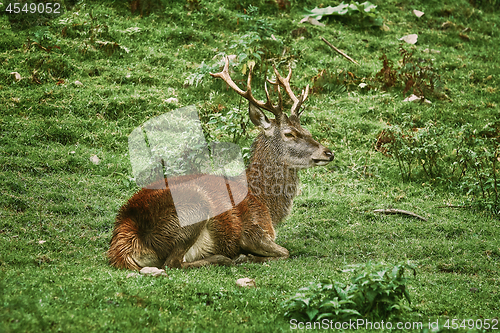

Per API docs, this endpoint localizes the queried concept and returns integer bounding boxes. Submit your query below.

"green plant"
[206,105,252,164]
[304,1,383,28]
[184,60,221,87]
[283,261,416,321]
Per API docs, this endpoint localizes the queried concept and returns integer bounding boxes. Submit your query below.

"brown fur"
[108,174,284,269]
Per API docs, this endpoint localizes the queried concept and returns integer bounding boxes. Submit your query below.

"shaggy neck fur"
[245,132,299,226]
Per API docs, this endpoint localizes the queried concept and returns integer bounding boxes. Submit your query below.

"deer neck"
[245,134,299,225]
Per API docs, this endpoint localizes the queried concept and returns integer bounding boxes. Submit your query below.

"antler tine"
[297,84,310,116]
[265,79,283,112]
[271,65,310,117]
[210,57,282,118]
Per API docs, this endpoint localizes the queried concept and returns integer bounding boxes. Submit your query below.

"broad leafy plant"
[283,261,416,321]
[304,1,383,27]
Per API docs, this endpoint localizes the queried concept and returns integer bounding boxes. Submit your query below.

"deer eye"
[284,132,295,138]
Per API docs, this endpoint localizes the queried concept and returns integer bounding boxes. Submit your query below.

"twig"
[320,36,360,66]
[373,209,428,221]
[436,205,469,209]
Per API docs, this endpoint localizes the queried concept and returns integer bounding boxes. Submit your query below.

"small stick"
[320,36,360,66]
[436,205,468,209]
[373,209,428,221]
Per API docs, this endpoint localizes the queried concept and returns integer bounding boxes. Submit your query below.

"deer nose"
[324,149,334,161]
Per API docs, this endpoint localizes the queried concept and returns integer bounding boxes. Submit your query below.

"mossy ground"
[0,0,499,332]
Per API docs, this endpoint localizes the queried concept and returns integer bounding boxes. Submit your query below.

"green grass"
[1,0,499,331]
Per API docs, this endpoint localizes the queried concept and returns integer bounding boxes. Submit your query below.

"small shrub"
[374,46,442,99]
[283,261,416,322]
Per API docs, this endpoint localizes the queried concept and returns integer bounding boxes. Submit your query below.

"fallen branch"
[373,209,428,221]
[436,205,469,209]
[320,36,360,66]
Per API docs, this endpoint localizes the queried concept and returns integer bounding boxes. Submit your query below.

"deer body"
[108,58,333,270]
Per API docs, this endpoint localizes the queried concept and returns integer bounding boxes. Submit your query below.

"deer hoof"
[233,254,255,265]
[209,255,233,266]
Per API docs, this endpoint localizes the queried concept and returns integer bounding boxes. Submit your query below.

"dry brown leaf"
[441,21,455,29]
[459,33,470,41]
[10,72,22,82]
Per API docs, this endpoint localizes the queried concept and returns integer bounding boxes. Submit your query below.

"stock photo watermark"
[290,318,499,330]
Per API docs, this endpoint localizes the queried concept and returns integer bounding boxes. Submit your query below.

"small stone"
[403,94,431,104]
[413,10,425,18]
[423,48,441,54]
[399,34,418,44]
[140,267,167,277]
[90,155,100,165]
[74,80,83,86]
[126,272,139,278]
[236,277,256,288]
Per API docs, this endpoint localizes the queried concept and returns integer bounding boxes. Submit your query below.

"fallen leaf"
[380,23,390,31]
[462,27,472,33]
[236,278,256,288]
[399,34,418,44]
[403,94,431,104]
[459,33,470,41]
[413,9,424,17]
[90,155,100,165]
[423,48,441,54]
[10,72,22,82]
[441,21,454,29]
[139,267,167,277]
[300,16,325,27]
[164,97,179,104]
[38,240,46,244]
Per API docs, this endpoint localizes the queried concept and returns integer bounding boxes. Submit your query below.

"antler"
[210,57,282,118]
[268,66,309,117]
[210,57,310,118]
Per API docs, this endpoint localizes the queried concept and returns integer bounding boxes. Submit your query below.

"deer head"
[210,57,334,170]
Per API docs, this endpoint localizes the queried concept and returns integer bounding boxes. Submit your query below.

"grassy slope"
[0,0,499,331]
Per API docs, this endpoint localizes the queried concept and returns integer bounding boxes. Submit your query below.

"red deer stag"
[108,57,334,269]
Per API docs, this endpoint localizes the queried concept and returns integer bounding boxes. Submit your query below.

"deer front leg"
[236,230,289,264]
[181,255,233,268]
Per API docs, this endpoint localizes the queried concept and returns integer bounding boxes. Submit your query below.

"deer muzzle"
[312,148,334,166]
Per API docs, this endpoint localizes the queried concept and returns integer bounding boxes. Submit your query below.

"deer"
[107,57,334,270]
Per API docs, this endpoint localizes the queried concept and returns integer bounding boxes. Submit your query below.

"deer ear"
[249,102,271,130]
